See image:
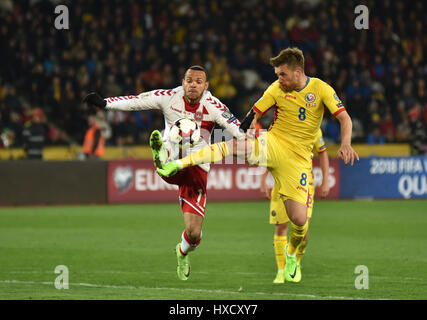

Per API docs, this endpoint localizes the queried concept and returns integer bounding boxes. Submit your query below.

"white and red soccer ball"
[168,118,201,148]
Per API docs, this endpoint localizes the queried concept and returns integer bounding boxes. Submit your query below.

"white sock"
[180,230,202,256]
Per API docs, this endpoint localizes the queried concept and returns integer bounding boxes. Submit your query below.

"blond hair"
[270,47,304,71]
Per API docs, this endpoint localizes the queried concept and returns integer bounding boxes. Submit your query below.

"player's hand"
[260,179,271,200]
[338,143,359,166]
[259,170,271,199]
[239,109,255,133]
[319,182,330,198]
[83,92,107,108]
[245,128,256,139]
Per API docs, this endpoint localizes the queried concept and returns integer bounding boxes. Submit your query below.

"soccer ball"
[168,118,201,148]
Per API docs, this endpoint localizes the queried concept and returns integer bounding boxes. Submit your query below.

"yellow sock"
[179,141,230,168]
[287,221,308,256]
[273,235,287,271]
[296,239,308,264]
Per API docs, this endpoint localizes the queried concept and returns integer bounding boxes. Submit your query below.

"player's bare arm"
[335,111,359,166]
[260,169,271,200]
[318,150,330,198]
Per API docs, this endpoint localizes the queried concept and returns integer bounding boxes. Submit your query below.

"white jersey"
[105,86,243,171]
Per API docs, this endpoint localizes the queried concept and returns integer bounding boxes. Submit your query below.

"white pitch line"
[0,279,384,300]
[4,271,426,283]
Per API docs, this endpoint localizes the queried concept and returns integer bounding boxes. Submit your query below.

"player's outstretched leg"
[175,243,190,281]
[149,130,167,168]
[157,140,236,177]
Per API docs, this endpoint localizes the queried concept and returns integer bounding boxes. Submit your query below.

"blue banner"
[340,156,427,199]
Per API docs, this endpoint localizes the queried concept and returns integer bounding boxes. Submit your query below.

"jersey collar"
[183,96,200,113]
[295,76,310,92]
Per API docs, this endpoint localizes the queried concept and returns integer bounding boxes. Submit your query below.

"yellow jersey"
[253,77,344,159]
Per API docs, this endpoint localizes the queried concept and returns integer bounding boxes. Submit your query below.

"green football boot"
[284,244,298,282]
[273,270,285,284]
[149,130,167,169]
[156,161,180,177]
[293,263,302,283]
[175,243,190,281]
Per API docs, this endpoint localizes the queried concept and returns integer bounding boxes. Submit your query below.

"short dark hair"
[186,65,208,80]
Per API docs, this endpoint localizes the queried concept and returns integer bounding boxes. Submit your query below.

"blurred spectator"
[380,109,396,142]
[367,126,385,145]
[408,103,426,155]
[351,117,364,143]
[324,115,340,143]
[3,87,23,114]
[0,0,425,150]
[8,111,24,146]
[82,114,105,159]
[22,108,48,159]
[395,115,411,142]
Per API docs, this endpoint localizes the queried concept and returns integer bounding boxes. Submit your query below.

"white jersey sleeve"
[205,95,244,139]
[104,89,177,112]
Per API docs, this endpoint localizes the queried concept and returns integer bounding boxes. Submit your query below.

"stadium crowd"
[0,0,425,155]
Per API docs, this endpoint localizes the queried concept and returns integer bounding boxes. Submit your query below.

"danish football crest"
[194,111,203,122]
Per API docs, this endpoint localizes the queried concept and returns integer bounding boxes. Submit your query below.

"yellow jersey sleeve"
[321,82,346,117]
[313,129,327,154]
[253,81,277,114]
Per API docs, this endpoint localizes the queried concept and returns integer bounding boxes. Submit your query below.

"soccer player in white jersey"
[83,66,243,280]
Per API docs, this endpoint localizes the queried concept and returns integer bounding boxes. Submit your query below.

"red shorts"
[160,166,208,217]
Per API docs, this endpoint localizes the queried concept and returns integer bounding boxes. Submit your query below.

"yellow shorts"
[269,175,314,225]
[248,131,312,206]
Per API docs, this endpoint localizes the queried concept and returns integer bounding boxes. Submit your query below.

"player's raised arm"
[335,110,359,166]
[208,97,244,139]
[83,90,166,111]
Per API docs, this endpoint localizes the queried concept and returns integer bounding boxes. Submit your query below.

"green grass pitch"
[0,200,426,300]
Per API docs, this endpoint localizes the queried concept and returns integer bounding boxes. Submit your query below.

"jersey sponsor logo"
[305,92,316,103]
[285,94,296,100]
[170,106,182,113]
[333,93,342,102]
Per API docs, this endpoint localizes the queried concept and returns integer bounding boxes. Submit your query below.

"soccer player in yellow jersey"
[260,129,330,283]
[156,47,359,282]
